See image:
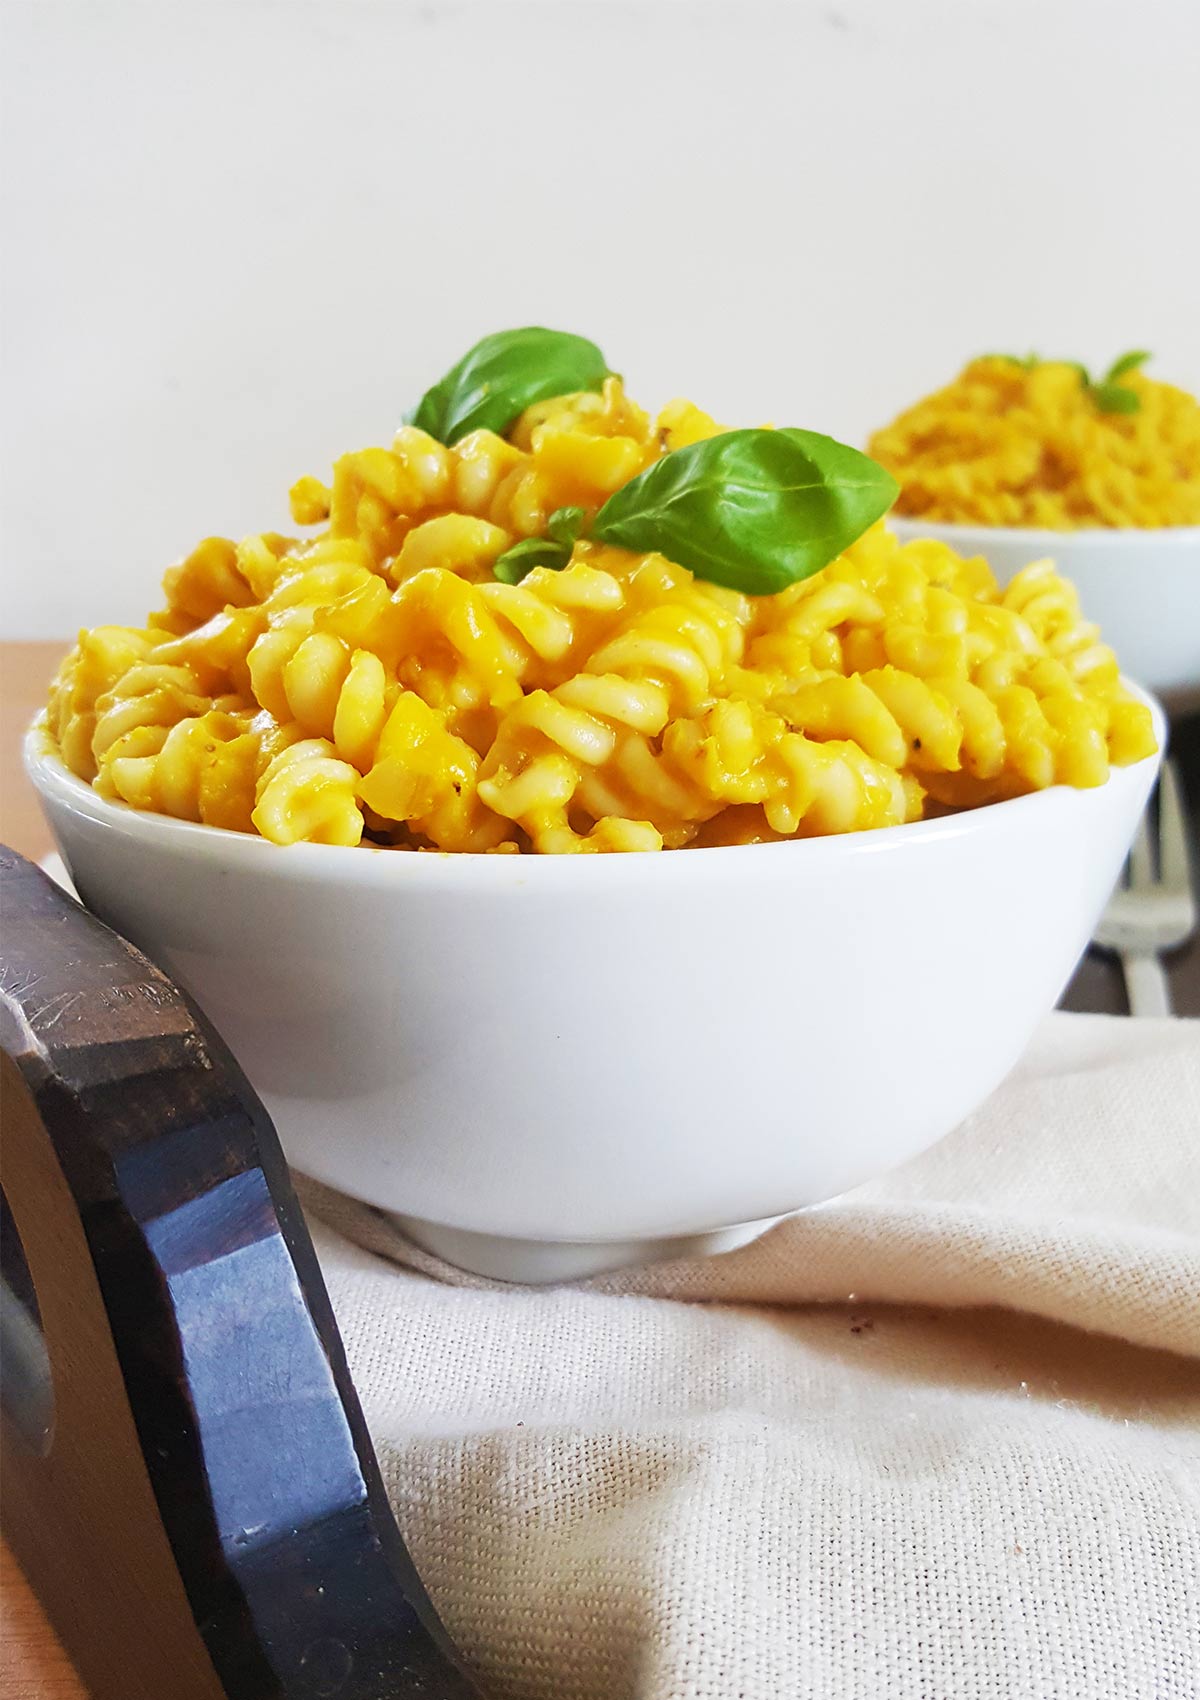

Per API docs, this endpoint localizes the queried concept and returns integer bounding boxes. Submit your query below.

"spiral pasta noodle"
[45,376,1156,852]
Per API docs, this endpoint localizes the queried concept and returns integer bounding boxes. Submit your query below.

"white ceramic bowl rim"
[23,686,1165,886]
[889,516,1200,548]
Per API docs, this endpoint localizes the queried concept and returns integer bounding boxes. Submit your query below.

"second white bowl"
[890,518,1200,712]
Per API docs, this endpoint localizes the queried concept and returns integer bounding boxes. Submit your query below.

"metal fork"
[1093,758,1197,1016]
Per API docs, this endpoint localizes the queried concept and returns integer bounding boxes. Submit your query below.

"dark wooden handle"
[0,847,479,1699]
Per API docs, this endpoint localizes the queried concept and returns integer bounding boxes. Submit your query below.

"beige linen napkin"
[300,1012,1200,1700]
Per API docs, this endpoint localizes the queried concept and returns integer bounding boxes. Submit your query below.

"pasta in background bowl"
[872,353,1200,708]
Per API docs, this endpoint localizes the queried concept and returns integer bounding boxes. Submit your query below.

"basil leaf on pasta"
[591,429,898,595]
[1105,350,1151,382]
[492,506,585,584]
[408,328,611,446]
[976,349,1147,415]
[547,505,587,544]
[1091,382,1142,415]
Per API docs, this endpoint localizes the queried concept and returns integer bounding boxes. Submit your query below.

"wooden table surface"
[2,642,87,1699]
[1,640,1197,1696]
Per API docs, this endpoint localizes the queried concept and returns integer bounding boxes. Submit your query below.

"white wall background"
[2,0,1198,638]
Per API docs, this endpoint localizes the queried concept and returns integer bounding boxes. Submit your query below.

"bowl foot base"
[389,1212,788,1284]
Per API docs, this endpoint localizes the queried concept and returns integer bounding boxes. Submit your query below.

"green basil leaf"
[1090,382,1142,415]
[492,506,586,584]
[1067,362,1092,387]
[1105,349,1151,382]
[491,537,572,584]
[592,429,898,595]
[547,504,586,545]
[407,328,611,445]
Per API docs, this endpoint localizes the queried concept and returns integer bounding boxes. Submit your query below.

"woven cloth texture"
[301,1012,1200,1700]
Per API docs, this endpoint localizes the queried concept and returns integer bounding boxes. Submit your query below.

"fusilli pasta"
[46,377,1157,851]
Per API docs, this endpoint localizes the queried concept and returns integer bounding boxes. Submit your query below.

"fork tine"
[1128,806,1156,891]
[1157,758,1193,897]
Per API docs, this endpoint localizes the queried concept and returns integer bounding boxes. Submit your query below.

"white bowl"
[890,519,1200,714]
[25,708,1161,1283]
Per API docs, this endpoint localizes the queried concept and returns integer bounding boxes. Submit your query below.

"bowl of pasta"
[26,330,1165,1282]
[872,353,1200,710]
